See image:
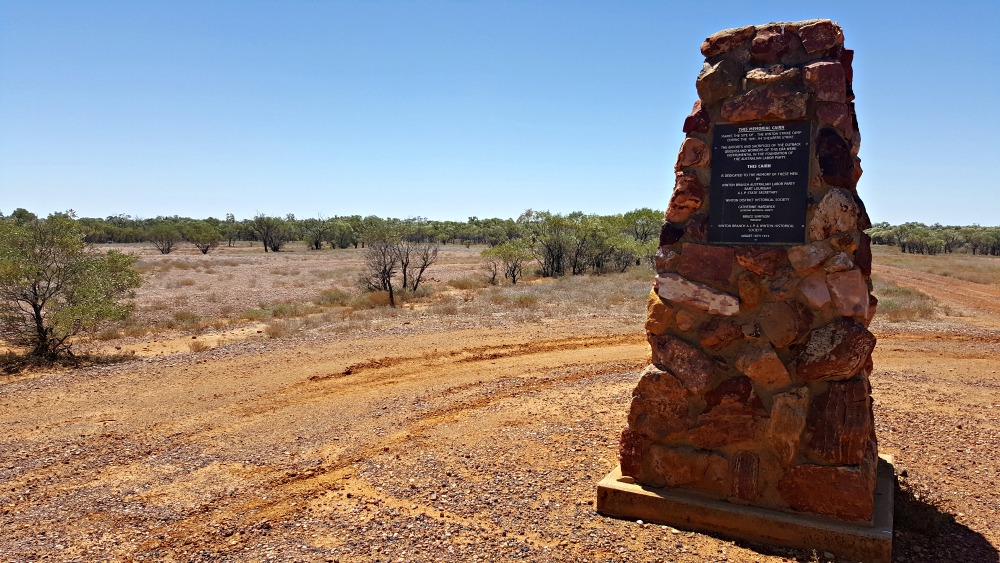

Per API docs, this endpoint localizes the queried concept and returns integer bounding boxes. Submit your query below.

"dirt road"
[2,265,999,562]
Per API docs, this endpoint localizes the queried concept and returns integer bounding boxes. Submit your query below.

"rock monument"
[597,20,893,561]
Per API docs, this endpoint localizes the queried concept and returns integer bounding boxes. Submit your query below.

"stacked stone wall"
[619,19,879,523]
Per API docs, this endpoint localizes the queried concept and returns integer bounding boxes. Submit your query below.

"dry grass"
[871,274,938,321]
[188,340,211,353]
[873,245,1000,285]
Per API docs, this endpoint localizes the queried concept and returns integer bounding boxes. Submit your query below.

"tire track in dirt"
[877,264,1000,317]
[135,354,646,557]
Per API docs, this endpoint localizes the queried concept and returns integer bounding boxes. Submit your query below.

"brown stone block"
[750,25,799,64]
[647,334,714,393]
[619,427,648,477]
[794,319,876,381]
[684,213,709,242]
[765,387,810,465]
[758,301,812,349]
[804,61,847,103]
[787,243,832,271]
[732,451,761,501]
[675,137,710,171]
[824,252,855,273]
[697,60,741,104]
[704,375,758,411]
[798,272,832,309]
[735,246,786,276]
[827,269,870,318]
[656,273,740,316]
[840,48,855,84]
[666,173,706,224]
[654,246,679,276]
[816,128,855,188]
[779,462,875,522]
[682,100,711,134]
[807,188,859,242]
[817,103,853,141]
[677,243,736,288]
[805,378,873,465]
[659,222,685,246]
[688,401,761,449]
[797,20,844,54]
[737,271,763,309]
[627,365,691,441]
[675,309,697,332]
[720,83,809,123]
[830,231,859,253]
[765,267,798,301]
[698,317,744,350]
[701,25,756,58]
[744,64,800,89]
[645,288,672,336]
[736,343,792,392]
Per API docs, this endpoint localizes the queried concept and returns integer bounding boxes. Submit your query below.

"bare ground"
[1,247,998,562]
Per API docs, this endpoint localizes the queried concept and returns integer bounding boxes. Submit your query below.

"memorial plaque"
[708,121,810,244]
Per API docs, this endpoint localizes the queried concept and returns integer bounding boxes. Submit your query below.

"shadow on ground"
[892,477,998,563]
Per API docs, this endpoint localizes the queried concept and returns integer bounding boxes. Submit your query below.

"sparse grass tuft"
[317,288,351,306]
[448,276,489,290]
[188,340,211,353]
[871,275,937,321]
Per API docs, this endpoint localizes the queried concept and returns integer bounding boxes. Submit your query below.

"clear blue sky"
[1,1,998,224]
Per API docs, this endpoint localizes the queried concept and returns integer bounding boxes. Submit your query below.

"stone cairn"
[619,20,880,522]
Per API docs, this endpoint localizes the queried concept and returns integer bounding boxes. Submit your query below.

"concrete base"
[596,455,895,563]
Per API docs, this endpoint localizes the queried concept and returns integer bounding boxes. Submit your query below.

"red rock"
[765,267,798,301]
[675,309,697,331]
[648,445,731,496]
[840,48,855,84]
[816,103,853,141]
[787,243,832,271]
[798,272,832,309]
[805,378,872,465]
[758,301,812,348]
[654,246,680,276]
[744,64,800,88]
[688,401,761,449]
[665,173,706,223]
[704,375,756,410]
[830,232,859,253]
[657,273,740,316]
[804,61,847,103]
[737,272,763,309]
[816,128,855,188]
[827,269,870,318]
[682,100,711,134]
[824,252,855,273]
[696,60,740,104]
[645,288,672,336]
[779,461,875,522]
[852,155,863,184]
[659,222,685,246]
[807,188,859,241]
[619,427,649,477]
[750,25,797,63]
[720,83,809,123]
[646,334,713,393]
[627,365,691,440]
[684,213,709,242]
[794,319,876,381]
[732,451,760,501]
[765,387,810,465]
[675,137,710,170]
[735,247,786,276]
[736,344,791,391]
[701,25,756,58]
[797,20,844,54]
[698,317,744,350]
[677,243,736,288]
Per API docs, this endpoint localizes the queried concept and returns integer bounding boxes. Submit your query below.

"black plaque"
[708,121,810,244]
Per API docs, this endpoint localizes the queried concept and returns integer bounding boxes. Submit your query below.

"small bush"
[172,310,202,326]
[350,291,392,309]
[448,276,489,290]
[188,340,210,353]
[872,275,937,321]
[179,278,196,287]
[513,294,539,309]
[317,288,351,306]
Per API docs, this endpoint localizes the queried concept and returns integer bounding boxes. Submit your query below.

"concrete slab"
[596,455,895,562]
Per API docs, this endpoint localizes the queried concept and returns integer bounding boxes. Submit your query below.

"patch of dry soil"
[1,265,998,562]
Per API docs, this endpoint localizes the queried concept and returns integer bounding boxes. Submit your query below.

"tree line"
[867,222,1000,256]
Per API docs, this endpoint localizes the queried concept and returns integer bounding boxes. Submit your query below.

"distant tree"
[0,214,142,359]
[250,214,291,252]
[10,208,38,225]
[149,225,182,254]
[622,208,663,243]
[486,240,533,284]
[223,213,239,247]
[302,217,330,250]
[360,239,399,307]
[184,223,221,254]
